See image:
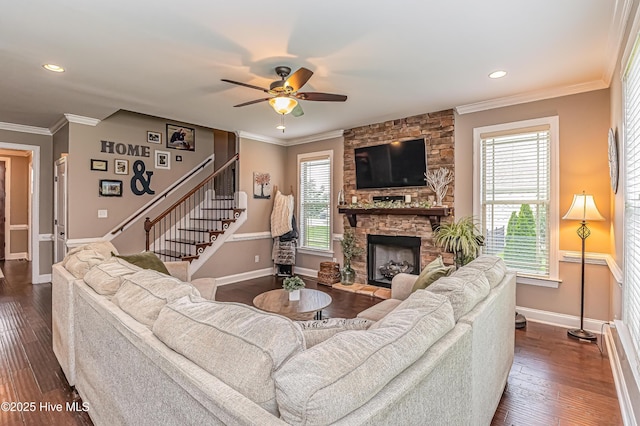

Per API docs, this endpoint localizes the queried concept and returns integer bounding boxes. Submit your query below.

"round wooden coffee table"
[253,289,332,321]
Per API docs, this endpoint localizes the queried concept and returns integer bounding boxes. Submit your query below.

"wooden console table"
[338,206,452,231]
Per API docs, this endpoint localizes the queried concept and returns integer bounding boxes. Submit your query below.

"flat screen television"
[354,138,427,189]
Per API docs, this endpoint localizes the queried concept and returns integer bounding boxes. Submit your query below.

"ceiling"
[0,0,626,141]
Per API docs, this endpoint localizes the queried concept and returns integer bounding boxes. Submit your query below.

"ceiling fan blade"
[221,79,269,93]
[284,67,313,92]
[295,92,347,102]
[292,104,304,117]
[233,98,271,107]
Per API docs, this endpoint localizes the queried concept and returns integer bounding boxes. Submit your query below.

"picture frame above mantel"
[337,206,452,231]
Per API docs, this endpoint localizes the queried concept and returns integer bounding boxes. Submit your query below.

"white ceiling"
[0,0,626,141]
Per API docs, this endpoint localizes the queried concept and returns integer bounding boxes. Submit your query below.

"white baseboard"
[294,267,317,278]
[214,267,273,286]
[34,273,52,284]
[605,324,639,426]
[6,252,28,260]
[516,306,608,334]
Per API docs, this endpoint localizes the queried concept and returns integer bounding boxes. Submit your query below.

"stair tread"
[178,227,225,233]
[165,238,210,245]
[154,249,199,261]
[201,207,244,211]
[190,218,237,222]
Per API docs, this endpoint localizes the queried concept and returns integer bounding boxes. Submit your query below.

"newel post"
[144,217,152,251]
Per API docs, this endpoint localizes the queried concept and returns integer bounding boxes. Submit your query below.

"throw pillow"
[411,256,455,292]
[115,251,170,275]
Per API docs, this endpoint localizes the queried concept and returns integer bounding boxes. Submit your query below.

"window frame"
[473,116,560,286]
[297,150,334,256]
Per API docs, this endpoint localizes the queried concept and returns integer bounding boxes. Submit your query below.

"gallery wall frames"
[91,159,108,171]
[166,124,195,151]
[99,179,123,197]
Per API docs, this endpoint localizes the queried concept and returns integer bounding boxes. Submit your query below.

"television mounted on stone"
[354,138,427,189]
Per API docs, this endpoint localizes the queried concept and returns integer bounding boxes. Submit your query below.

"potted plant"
[340,228,364,285]
[283,275,305,300]
[433,216,485,268]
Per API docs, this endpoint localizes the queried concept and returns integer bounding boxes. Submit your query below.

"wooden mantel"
[337,206,452,231]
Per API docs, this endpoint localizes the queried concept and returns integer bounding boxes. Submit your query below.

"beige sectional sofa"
[53,248,515,426]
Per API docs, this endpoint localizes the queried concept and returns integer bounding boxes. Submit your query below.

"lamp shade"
[269,96,298,115]
[562,192,605,221]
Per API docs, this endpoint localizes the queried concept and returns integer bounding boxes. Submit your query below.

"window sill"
[297,247,334,258]
[515,273,562,288]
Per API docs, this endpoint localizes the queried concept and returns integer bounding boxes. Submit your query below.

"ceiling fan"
[221,66,347,118]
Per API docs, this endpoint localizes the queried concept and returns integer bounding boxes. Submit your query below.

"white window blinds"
[623,38,640,381]
[479,126,552,277]
[299,153,332,251]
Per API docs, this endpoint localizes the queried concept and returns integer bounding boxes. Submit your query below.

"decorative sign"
[101,140,151,157]
[130,160,155,195]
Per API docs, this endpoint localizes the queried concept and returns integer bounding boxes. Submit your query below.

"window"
[473,117,559,284]
[298,151,332,252]
[623,35,640,385]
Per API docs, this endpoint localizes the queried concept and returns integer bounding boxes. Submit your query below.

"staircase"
[144,154,245,269]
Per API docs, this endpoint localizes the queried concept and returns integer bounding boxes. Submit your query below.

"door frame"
[0,157,11,260]
[54,156,67,263]
[0,142,40,283]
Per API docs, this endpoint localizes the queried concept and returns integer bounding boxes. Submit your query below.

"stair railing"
[144,154,239,261]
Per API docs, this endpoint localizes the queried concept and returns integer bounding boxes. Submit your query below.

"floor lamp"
[562,191,604,341]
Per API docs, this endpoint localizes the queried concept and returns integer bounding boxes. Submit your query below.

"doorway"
[54,157,67,263]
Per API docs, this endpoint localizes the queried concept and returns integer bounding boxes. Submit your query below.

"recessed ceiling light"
[43,64,65,73]
[489,70,507,79]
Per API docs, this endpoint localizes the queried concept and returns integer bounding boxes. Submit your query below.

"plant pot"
[288,289,301,301]
[341,264,356,286]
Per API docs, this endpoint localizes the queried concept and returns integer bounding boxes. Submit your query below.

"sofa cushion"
[296,317,374,348]
[61,240,119,278]
[112,270,199,327]
[274,291,455,425]
[115,251,170,275]
[356,298,403,322]
[153,296,305,415]
[428,269,490,321]
[83,257,141,296]
[463,255,507,288]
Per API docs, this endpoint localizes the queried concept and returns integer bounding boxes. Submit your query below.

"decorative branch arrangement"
[424,167,454,206]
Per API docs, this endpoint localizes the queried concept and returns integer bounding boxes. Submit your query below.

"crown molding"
[49,116,69,135]
[64,113,101,126]
[603,0,634,85]
[286,129,344,146]
[237,131,286,146]
[0,121,52,136]
[455,79,608,115]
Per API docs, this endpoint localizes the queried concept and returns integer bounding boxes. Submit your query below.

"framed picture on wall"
[166,124,195,151]
[99,180,123,197]
[155,150,170,170]
[114,159,129,175]
[253,172,271,199]
[147,131,162,144]
[91,159,108,171]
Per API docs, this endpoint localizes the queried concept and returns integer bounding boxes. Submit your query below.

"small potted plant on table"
[283,276,305,301]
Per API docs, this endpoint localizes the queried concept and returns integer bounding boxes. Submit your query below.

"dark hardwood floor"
[0,260,623,425]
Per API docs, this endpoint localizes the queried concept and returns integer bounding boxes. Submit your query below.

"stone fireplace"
[367,235,421,288]
[342,109,455,286]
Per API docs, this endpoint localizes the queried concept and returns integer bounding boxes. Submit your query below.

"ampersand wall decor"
[130,160,155,195]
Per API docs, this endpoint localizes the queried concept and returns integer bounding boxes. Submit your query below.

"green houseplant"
[283,275,305,300]
[433,216,485,268]
[340,228,364,285]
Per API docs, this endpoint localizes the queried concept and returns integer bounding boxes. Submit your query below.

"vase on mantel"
[288,289,301,301]
[341,261,356,286]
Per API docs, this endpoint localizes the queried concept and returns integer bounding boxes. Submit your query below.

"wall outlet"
[255,255,260,263]
[333,257,337,263]
[98,209,108,218]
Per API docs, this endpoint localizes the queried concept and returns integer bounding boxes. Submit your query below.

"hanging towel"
[272,239,296,265]
[270,190,294,237]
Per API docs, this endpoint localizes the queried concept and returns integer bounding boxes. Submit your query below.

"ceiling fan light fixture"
[269,96,298,115]
[43,63,65,73]
[489,70,507,79]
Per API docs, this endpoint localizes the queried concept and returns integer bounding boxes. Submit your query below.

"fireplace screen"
[367,235,421,288]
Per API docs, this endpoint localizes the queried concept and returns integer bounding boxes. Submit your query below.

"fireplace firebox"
[367,235,421,288]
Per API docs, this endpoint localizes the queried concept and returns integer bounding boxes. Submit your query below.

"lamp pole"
[568,220,596,341]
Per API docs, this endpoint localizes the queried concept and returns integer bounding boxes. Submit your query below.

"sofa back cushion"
[429,268,490,321]
[83,257,141,296]
[463,255,507,288]
[274,291,455,425]
[112,270,199,327]
[61,241,119,278]
[153,296,305,415]
[296,317,374,348]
